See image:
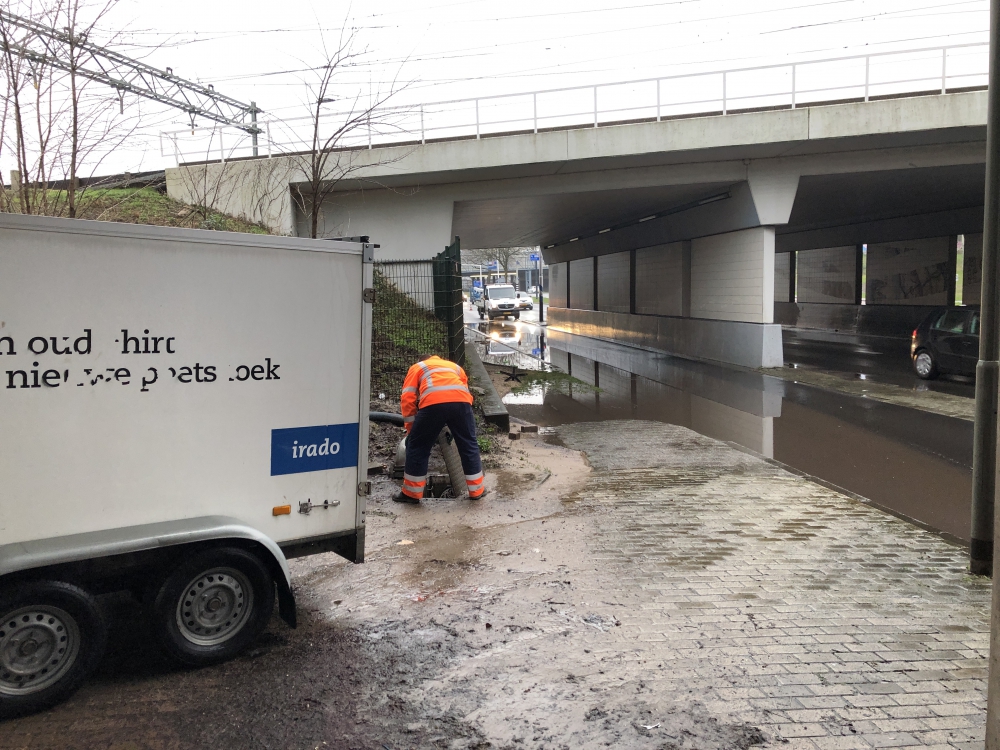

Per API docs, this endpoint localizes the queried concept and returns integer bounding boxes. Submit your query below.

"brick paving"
[555,420,990,749]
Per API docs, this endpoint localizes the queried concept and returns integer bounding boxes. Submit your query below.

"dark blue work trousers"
[404,402,483,481]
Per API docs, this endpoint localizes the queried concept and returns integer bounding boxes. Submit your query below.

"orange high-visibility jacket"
[400,356,474,431]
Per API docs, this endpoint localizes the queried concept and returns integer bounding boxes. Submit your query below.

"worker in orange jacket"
[394,354,485,503]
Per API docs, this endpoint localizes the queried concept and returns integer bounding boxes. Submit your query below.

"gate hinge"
[357,481,372,496]
[363,288,375,304]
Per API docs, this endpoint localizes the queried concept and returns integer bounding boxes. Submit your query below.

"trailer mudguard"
[0,515,297,628]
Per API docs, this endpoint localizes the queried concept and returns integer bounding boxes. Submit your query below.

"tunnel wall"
[774,253,791,303]
[772,233,968,338]
[569,257,594,310]
[964,233,983,304]
[550,262,568,308]
[546,306,783,368]
[597,251,630,313]
[690,227,775,324]
[797,246,858,304]
[866,237,953,305]
[635,242,688,316]
[547,227,780,368]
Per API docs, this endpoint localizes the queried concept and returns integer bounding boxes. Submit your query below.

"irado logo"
[271,423,359,476]
[292,438,340,459]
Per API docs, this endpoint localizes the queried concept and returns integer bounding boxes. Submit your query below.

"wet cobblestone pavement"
[0,420,989,749]
[553,421,990,749]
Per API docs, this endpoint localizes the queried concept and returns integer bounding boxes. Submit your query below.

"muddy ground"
[1,426,769,750]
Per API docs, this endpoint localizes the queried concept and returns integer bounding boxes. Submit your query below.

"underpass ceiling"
[453,182,732,249]
[782,163,986,235]
[453,162,986,251]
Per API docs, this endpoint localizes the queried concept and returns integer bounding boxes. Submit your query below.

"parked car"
[516,291,533,311]
[911,306,980,379]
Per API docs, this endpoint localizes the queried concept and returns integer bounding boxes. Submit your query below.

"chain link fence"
[371,239,464,398]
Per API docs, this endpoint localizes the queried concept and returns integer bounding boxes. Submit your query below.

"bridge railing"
[161,42,988,166]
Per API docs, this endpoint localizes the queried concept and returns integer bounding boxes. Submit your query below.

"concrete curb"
[464,340,510,432]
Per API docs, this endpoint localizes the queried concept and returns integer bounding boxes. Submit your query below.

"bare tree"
[0,0,146,217]
[465,247,533,284]
[280,27,411,239]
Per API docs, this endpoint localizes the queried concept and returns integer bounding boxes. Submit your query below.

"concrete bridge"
[166,89,987,369]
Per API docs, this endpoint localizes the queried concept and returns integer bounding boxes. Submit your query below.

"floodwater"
[470,320,974,543]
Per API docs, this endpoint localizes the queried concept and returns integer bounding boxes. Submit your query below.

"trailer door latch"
[357,481,372,496]
[363,288,375,303]
[298,498,341,515]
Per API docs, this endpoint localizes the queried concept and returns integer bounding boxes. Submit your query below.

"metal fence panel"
[370,238,464,398]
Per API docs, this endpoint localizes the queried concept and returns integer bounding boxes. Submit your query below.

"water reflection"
[467,320,549,371]
[508,330,973,542]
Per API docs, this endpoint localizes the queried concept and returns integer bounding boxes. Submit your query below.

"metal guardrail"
[161,42,989,164]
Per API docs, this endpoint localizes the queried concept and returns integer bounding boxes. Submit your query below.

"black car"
[911,306,980,379]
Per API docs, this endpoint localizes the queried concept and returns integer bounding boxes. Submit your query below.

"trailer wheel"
[151,547,274,666]
[0,581,107,719]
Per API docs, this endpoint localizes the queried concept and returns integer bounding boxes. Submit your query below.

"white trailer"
[0,214,373,716]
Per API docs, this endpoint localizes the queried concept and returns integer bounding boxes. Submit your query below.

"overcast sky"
[3,0,993,175]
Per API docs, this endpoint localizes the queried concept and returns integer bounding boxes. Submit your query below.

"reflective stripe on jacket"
[400,356,473,431]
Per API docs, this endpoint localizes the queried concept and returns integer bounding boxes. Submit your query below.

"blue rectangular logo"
[270,423,360,476]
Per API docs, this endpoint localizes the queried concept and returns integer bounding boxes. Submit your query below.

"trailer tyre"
[152,548,274,666]
[0,581,107,719]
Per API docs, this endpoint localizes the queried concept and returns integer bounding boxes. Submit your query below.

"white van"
[475,283,520,320]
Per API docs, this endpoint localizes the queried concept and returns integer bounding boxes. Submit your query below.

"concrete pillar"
[690,227,776,323]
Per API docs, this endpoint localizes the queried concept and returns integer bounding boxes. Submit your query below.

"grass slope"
[3,187,270,234]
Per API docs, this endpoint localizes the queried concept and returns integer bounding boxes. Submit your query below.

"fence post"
[266,122,272,157]
[865,56,870,102]
[533,93,538,133]
[593,87,598,127]
[432,238,465,366]
[791,64,797,109]
[722,72,727,115]
[475,100,480,139]
[421,105,425,144]
[657,79,661,121]
[219,129,225,163]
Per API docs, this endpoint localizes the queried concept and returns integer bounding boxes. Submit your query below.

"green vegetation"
[1,187,271,235]
[370,269,448,397]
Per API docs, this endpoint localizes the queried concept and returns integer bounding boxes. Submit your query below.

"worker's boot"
[392,491,421,504]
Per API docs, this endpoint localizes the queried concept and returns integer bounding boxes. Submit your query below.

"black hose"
[369,411,405,426]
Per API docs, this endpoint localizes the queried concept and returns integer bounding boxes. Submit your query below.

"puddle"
[510,332,974,542]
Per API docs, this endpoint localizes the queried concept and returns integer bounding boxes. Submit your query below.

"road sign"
[473,279,481,287]
[529,254,540,261]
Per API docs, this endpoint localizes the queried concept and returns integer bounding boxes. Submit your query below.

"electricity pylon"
[0,9,262,154]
